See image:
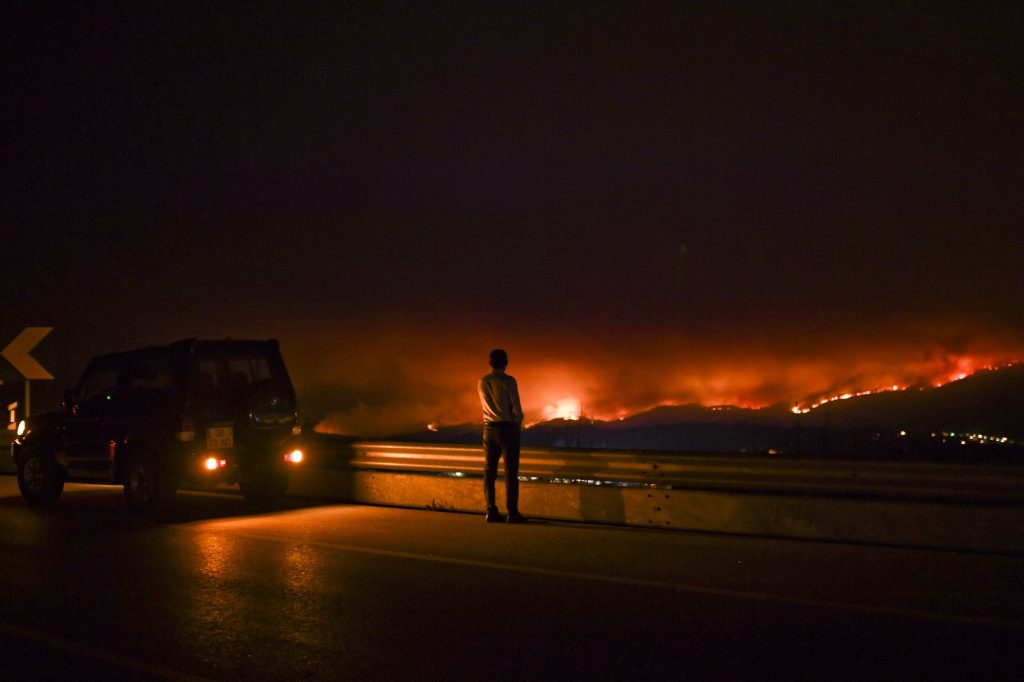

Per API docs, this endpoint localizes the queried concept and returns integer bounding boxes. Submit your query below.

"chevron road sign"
[1,327,54,381]
[1,327,54,419]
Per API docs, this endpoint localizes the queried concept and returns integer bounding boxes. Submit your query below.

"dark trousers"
[483,421,520,513]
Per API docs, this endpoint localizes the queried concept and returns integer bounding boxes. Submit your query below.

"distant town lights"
[937,431,1018,446]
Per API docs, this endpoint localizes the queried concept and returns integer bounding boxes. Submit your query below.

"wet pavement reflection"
[1,478,1022,680]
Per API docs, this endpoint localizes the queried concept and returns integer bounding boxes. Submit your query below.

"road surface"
[0,476,1021,680]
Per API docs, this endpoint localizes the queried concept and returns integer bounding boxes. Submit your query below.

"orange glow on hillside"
[296,322,1024,437]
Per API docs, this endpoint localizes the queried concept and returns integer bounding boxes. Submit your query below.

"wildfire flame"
[542,398,582,421]
[528,357,1023,425]
[308,330,1024,437]
[791,386,906,414]
[789,359,1020,414]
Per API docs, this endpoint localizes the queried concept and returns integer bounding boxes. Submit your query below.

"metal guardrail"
[335,441,1024,505]
[288,439,1024,552]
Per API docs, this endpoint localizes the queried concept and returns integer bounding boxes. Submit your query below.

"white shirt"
[478,370,524,424]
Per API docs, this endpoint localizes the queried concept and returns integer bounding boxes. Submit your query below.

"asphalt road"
[0,476,1022,681]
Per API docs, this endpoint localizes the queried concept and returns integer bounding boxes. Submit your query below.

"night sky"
[3,2,1022,435]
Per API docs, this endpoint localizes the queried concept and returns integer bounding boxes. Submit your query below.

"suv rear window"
[191,344,294,420]
[198,355,274,392]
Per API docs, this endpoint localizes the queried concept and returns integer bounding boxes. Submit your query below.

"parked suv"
[11,338,303,512]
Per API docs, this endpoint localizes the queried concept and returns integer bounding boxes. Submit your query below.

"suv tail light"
[204,456,227,470]
[176,417,196,442]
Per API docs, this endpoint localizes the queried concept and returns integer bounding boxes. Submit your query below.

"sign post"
[1,326,55,418]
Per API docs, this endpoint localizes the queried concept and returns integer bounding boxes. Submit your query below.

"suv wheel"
[17,446,64,506]
[239,464,289,506]
[124,454,177,516]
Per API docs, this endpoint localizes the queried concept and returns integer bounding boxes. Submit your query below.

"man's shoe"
[485,508,506,523]
[506,512,527,524]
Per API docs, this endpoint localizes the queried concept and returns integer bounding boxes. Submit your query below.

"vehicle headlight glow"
[204,456,220,471]
[284,449,303,464]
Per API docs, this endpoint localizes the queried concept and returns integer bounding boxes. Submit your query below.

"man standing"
[477,348,526,523]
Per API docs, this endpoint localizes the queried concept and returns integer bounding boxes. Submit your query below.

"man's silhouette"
[477,348,526,523]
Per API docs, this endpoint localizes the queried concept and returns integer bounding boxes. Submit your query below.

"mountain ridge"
[379,363,1024,461]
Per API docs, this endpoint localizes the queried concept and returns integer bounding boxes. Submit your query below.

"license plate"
[206,426,234,449]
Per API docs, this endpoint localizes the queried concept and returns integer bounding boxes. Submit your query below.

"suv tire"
[17,446,64,506]
[124,453,178,516]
